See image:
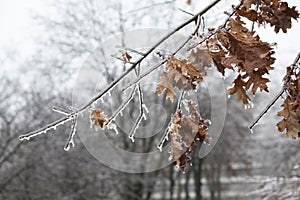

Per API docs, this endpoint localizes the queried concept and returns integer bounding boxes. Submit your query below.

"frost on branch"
[238,0,299,33]
[169,101,209,170]
[157,56,207,102]
[277,66,300,139]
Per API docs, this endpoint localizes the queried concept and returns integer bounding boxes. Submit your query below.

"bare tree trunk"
[169,166,175,200]
[176,176,182,200]
[184,170,190,200]
[194,158,203,200]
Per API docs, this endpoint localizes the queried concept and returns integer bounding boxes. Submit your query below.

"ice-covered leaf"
[277,66,300,139]
[90,110,107,130]
[169,102,209,170]
[156,56,206,102]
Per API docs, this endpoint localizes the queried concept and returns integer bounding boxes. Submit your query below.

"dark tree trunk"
[194,158,203,200]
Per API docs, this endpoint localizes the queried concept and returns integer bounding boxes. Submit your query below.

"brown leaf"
[236,6,259,21]
[241,0,259,9]
[207,16,275,103]
[156,72,176,102]
[122,52,132,64]
[277,97,300,139]
[90,110,107,130]
[277,66,300,139]
[188,47,213,71]
[169,102,209,170]
[239,1,299,33]
[228,75,251,104]
[156,56,206,102]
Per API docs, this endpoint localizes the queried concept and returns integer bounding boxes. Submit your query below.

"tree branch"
[248,52,300,130]
[19,0,222,142]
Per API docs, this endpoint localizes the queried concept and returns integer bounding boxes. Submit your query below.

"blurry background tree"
[1,0,300,199]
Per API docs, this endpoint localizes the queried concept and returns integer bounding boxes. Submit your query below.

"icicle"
[120,111,123,116]
[158,144,163,152]
[108,122,119,135]
[100,98,104,103]
[91,102,96,109]
[249,101,254,109]
[182,171,186,175]
[175,165,180,170]
[108,91,111,97]
[64,139,75,151]
[190,163,193,167]
[227,95,231,99]
[142,104,149,113]
[129,135,135,142]
[142,113,147,120]
[244,104,248,109]
[164,135,169,141]
[64,145,71,151]
[112,127,119,135]
[249,128,254,134]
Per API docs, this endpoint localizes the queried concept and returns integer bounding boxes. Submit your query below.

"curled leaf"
[90,110,107,130]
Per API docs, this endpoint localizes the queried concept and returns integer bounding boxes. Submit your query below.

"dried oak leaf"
[188,46,213,71]
[228,75,251,104]
[122,52,132,64]
[167,56,205,84]
[277,97,300,139]
[157,56,206,102]
[236,6,260,21]
[277,66,300,139]
[206,37,234,75]
[169,102,209,170]
[239,1,299,33]
[241,0,260,9]
[157,72,176,102]
[90,110,107,130]
[208,16,275,103]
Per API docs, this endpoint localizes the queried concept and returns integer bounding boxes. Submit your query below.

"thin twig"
[128,64,148,142]
[157,90,185,151]
[187,2,242,51]
[116,45,145,56]
[128,84,145,142]
[19,0,222,141]
[105,86,137,126]
[248,88,284,130]
[53,106,78,151]
[126,0,176,14]
[122,14,202,92]
[64,115,78,151]
[178,8,194,16]
[248,52,300,130]
[52,106,70,115]
[111,54,135,65]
